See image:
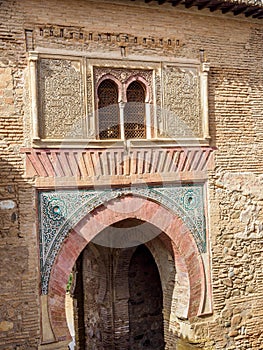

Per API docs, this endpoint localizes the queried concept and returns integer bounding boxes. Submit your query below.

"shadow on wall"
[0,152,40,348]
[0,154,23,240]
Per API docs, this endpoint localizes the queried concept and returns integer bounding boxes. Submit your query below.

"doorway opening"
[69,233,165,349]
[128,245,164,349]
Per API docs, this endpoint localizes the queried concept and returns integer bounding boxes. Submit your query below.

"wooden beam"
[209,2,224,12]
[197,0,212,10]
[172,0,182,6]
[252,9,263,18]
[233,6,248,16]
[221,4,236,14]
[185,0,197,8]
[245,7,261,17]
[142,0,263,19]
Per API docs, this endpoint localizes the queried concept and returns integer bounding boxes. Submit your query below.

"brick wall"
[0,19,40,349]
[1,0,263,349]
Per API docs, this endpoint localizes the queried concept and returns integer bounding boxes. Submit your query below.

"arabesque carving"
[93,67,153,100]
[86,66,95,137]
[39,58,84,139]
[162,66,202,138]
[38,184,206,294]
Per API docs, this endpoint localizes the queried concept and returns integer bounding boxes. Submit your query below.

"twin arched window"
[98,80,120,139]
[98,79,146,140]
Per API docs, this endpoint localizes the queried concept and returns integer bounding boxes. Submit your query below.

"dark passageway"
[129,245,165,350]
[71,240,165,349]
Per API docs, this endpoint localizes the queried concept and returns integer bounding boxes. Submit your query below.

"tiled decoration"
[39,184,206,294]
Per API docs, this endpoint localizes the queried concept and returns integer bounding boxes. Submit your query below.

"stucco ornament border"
[39,184,206,294]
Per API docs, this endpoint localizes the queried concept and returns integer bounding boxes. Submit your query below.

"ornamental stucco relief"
[38,184,206,294]
[39,58,84,139]
[162,65,202,138]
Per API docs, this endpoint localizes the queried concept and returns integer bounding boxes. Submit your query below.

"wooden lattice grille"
[98,79,120,139]
[124,81,146,139]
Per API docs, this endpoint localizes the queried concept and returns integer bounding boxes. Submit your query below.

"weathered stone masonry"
[1,0,263,349]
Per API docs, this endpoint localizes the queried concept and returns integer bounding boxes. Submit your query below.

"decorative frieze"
[33,25,184,50]
[22,146,214,179]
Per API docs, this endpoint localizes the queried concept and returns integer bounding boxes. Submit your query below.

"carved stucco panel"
[162,66,202,138]
[39,58,85,139]
[155,68,162,136]
[86,64,95,138]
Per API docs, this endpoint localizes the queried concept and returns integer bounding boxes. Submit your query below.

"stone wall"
[1,0,263,349]
[202,172,263,349]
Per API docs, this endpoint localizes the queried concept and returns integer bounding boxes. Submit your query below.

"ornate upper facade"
[28,53,210,146]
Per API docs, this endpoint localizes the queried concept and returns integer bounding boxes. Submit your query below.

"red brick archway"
[47,195,206,343]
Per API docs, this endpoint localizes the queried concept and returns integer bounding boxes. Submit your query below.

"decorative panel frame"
[29,53,209,145]
[89,58,160,140]
[161,63,202,138]
[38,184,207,294]
[37,55,86,140]
[92,65,155,139]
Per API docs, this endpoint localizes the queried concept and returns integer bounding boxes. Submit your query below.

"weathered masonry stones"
[1,0,263,349]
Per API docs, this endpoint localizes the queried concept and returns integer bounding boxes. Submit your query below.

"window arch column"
[145,102,151,139]
[119,101,126,140]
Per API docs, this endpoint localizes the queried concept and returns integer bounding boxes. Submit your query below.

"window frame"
[124,80,146,139]
[97,77,121,140]
[29,54,210,147]
[95,72,152,141]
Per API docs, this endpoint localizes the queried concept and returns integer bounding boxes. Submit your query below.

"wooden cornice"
[132,0,263,18]
[21,146,215,187]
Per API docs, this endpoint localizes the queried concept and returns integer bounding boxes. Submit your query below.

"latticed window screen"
[124,81,146,139]
[98,79,120,139]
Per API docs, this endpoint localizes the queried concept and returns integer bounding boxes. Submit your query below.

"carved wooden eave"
[135,0,263,19]
[21,146,215,187]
